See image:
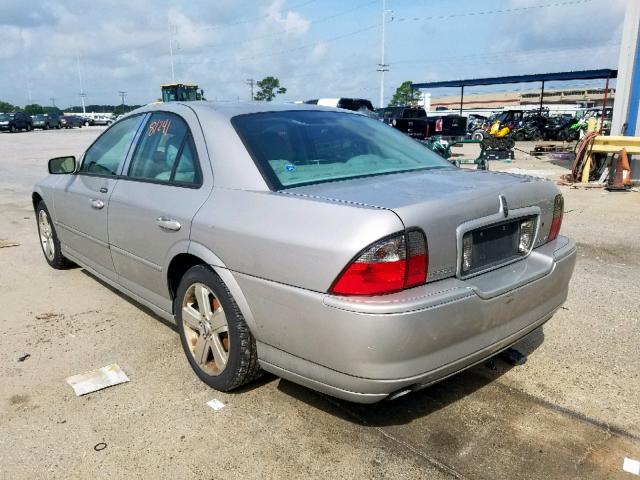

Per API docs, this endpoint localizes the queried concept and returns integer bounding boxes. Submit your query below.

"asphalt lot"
[1,127,639,479]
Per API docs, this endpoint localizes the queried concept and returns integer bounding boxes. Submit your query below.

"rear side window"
[80,115,141,176]
[232,110,451,189]
[127,112,201,186]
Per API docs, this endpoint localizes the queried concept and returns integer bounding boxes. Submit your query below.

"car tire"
[36,201,73,269]
[44,124,50,130]
[9,125,16,133]
[471,129,485,141]
[26,124,32,131]
[175,265,262,391]
[56,124,61,129]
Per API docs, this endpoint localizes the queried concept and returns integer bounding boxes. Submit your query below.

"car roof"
[186,101,352,119]
[128,101,354,121]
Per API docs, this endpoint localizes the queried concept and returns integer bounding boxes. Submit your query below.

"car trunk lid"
[285,168,559,282]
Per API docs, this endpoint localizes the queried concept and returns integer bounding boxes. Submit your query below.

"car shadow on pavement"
[276,327,545,427]
[80,270,178,333]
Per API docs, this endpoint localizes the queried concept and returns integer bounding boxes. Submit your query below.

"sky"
[0,0,628,109]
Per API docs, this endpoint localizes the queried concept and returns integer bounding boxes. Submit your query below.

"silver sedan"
[33,102,576,403]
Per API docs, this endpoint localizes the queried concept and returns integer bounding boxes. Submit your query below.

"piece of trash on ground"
[0,240,20,249]
[94,442,107,452]
[206,399,225,411]
[18,354,30,362]
[66,364,129,396]
[623,457,640,475]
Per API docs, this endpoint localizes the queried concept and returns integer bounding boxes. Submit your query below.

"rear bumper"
[237,236,576,403]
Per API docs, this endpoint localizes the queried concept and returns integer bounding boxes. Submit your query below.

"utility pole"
[21,31,32,104]
[50,97,56,108]
[168,15,176,83]
[118,91,127,113]
[377,0,391,108]
[79,93,87,115]
[26,72,33,105]
[76,49,86,114]
[246,78,255,101]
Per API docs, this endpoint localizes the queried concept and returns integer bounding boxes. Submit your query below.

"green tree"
[388,81,422,107]
[0,100,16,112]
[254,76,286,102]
[24,104,44,115]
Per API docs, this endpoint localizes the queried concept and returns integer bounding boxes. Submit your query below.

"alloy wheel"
[181,283,230,376]
[38,210,55,261]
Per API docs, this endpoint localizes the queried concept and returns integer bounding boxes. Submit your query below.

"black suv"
[31,114,62,130]
[0,112,33,133]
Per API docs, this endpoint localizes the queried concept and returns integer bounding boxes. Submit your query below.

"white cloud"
[265,0,310,35]
[0,0,628,107]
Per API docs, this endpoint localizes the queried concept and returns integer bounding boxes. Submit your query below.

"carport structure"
[411,69,618,119]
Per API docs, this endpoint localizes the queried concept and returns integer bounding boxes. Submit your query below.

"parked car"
[0,111,33,132]
[91,115,114,126]
[378,106,467,141]
[60,115,84,128]
[304,98,376,116]
[31,114,62,130]
[33,102,576,403]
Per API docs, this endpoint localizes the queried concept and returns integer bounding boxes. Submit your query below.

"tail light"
[547,194,564,242]
[425,123,430,137]
[330,230,428,296]
[435,118,443,132]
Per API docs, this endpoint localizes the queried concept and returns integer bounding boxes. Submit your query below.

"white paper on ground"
[66,364,130,396]
[623,457,640,475]
[206,399,225,411]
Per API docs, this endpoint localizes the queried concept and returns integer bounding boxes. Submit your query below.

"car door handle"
[156,217,181,231]
[90,199,105,210]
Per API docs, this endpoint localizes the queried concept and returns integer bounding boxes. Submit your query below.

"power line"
[394,0,594,23]
[196,21,382,68]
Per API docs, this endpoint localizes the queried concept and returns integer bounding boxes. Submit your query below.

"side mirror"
[48,156,76,174]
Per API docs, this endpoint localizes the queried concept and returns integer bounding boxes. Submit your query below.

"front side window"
[127,112,201,186]
[80,115,141,175]
[232,111,451,189]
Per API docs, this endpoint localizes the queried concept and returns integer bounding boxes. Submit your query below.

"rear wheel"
[175,265,261,391]
[471,129,485,141]
[9,125,16,133]
[26,123,32,131]
[36,201,73,269]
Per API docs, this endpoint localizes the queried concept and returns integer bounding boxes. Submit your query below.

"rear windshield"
[403,109,426,118]
[231,110,451,189]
